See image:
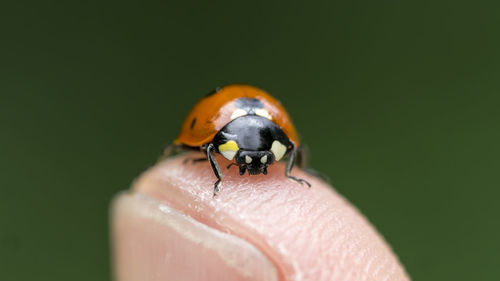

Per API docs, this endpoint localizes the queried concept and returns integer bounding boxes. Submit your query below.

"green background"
[1,1,499,280]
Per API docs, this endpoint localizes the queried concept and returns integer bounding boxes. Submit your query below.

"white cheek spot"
[245,155,252,164]
[260,155,268,164]
[218,140,239,160]
[221,150,237,160]
[255,108,272,120]
[270,140,287,161]
[231,109,248,120]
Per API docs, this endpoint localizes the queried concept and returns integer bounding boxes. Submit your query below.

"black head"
[213,115,292,176]
[235,150,275,175]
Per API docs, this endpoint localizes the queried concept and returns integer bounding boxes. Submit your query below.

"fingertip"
[113,153,410,281]
[112,192,278,281]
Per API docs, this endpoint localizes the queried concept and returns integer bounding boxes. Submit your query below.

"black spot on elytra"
[190,118,197,130]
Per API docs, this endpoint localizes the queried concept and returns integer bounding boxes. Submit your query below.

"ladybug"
[165,84,310,196]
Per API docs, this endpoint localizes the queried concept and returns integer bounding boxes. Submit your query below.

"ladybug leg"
[226,163,247,175]
[294,144,329,183]
[303,168,331,184]
[207,143,223,196]
[285,144,311,187]
[183,157,208,165]
[239,166,246,175]
[160,144,201,162]
[159,144,178,160]
[184,144,209,164]
[295,144,308,169]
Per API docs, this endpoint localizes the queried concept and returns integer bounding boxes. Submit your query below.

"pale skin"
[111,153,411,281]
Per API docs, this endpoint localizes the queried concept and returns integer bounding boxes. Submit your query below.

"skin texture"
[111,153,411,281]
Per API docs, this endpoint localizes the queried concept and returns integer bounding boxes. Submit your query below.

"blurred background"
[1,1,499,280]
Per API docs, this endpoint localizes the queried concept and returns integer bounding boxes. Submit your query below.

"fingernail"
[111,192,278,281]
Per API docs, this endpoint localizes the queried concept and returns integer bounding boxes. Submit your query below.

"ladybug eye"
[270,140,287,161]
[245,155,252,164]
[218,140,239,160]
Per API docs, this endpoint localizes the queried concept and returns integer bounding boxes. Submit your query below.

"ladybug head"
[235,150,275,175]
